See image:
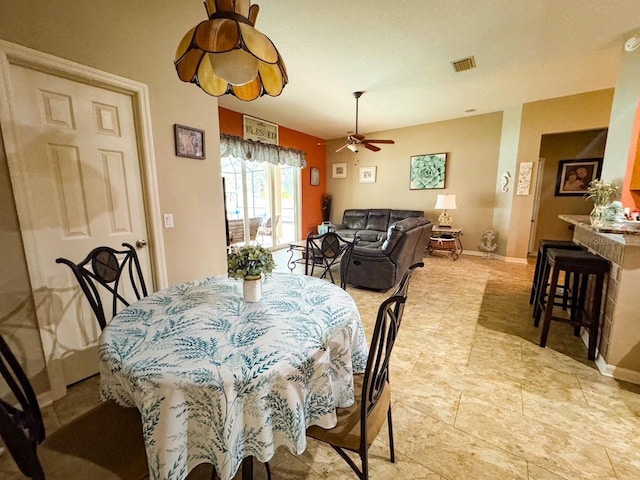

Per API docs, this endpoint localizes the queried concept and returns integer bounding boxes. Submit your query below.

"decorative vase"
[243,275,262,302]
[589,205,607,228]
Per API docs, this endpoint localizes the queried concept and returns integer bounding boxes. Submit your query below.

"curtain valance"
[220,134,307,168]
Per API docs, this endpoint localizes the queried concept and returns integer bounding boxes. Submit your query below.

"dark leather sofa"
[333,208,425,242]
[342,216,433,291]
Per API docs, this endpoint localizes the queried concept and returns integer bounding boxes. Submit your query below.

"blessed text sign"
[243,115,278,145]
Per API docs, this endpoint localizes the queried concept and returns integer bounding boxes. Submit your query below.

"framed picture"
[310,167,320,186]
[332,162,347,179]
[174,124,205,159]
[359,166,376,184]
[410,153,446,190]
[555,158,603,196]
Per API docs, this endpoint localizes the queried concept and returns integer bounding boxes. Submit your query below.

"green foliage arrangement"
[227,244,275,280]
[586,179,619,206]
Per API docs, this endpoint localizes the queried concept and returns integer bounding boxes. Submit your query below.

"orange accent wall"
[621,99,640,210]
[218,107,327,239]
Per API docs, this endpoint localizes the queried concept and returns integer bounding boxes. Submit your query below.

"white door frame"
[528,157,545,255]
[0,40,167,398]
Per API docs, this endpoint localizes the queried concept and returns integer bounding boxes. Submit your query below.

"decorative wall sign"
[243,115,278,145]
[516,162,533,195]
[410,153,446,189]
[174,124,205,159]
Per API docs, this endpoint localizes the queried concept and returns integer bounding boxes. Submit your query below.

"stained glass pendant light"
[175,0,288,101]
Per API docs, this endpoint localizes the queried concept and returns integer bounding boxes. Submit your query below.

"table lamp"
[434,194,457,227]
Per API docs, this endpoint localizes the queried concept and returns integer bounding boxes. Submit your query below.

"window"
[221,135,305,249]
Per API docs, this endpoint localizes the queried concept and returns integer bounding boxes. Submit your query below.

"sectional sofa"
[334,209,433,290]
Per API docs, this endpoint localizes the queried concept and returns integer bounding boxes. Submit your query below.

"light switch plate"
[164,213,174,228]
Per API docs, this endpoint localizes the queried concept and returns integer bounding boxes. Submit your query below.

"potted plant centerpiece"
[585,178,619,228]
[227,244,275,302]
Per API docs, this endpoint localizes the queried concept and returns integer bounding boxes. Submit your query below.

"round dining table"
[99,272,368,480]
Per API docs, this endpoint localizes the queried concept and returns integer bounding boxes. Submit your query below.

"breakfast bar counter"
[559,215,640,383]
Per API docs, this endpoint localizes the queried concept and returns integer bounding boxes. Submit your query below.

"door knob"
[136,240,148,248]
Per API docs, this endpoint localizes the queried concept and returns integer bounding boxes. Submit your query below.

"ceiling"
[216,1,640,141]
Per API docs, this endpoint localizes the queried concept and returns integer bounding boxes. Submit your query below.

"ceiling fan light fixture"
[347,144,360,153]
[174,0,288,101]
[336,91,395,154]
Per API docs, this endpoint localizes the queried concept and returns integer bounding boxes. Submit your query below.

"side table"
[428,226,463,260]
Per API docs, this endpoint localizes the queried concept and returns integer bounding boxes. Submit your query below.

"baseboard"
[38,390,55,408]
[595,356,640,385]
[460,250,488,258]
[480,252,528,264]
[579,331,640,385]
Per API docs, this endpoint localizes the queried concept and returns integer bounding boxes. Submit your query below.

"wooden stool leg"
[571,272,581,336]
[530,249,543,304]
[588,273,604,361]
[540,266,560,348]
[534,259,551,326]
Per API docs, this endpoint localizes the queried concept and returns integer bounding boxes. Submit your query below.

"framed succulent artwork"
[410,153,446,189]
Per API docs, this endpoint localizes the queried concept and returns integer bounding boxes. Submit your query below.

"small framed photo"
[359,166,376,184]
[332,162,347,179]
[310,167,320,186]
[410,153,446,190]
[555,158,603,196]
[174,124,205,159]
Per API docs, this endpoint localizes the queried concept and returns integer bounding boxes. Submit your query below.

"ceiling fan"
[335,91,395,153]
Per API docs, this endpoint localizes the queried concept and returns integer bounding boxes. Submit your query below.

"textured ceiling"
[216,1,640,141]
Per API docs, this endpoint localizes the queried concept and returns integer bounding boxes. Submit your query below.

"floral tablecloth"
[99,273,367,480]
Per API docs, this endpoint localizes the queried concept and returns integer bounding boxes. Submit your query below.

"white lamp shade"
[434,194,457,210]
[347,144,359,153]
[209,50,260,86]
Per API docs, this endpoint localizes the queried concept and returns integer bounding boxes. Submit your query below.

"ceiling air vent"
[451,56,476,73]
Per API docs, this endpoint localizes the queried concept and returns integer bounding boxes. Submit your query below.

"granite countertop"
[559,214,640,246]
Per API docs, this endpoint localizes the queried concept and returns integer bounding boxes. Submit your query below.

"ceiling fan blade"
[363,143,381,152]
[335,143,349,153]
[363,139,395,144]
[351,134,365,141]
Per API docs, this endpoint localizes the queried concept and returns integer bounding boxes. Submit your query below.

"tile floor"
[3,252,640,479]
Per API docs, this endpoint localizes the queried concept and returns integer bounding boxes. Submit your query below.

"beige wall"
[506,89,615,258]
[534,129,608,250]
[492,106,523,257]
[326,112,504,254]
[0,0,227,286]
[0,0,227,383]
[326,91,614,261]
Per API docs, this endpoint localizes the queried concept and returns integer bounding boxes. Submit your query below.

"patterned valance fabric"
[220,133,307,168]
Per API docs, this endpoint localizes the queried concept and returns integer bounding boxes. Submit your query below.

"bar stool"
[530,240,584,304]
[530,240,584,320]
[535,248,609,360]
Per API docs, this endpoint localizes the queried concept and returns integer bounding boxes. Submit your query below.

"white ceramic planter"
[243,276,262,302]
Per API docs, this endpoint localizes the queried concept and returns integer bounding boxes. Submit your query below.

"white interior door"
[6,64,153,390]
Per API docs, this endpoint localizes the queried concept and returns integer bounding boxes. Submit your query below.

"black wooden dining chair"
[305,231,356,289]
[306,262,424,480]
[0,333,149,479]
[55,243,148,330]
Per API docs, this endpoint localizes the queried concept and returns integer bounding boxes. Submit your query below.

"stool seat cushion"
[546,249,610,272]
[539,240,584,250]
